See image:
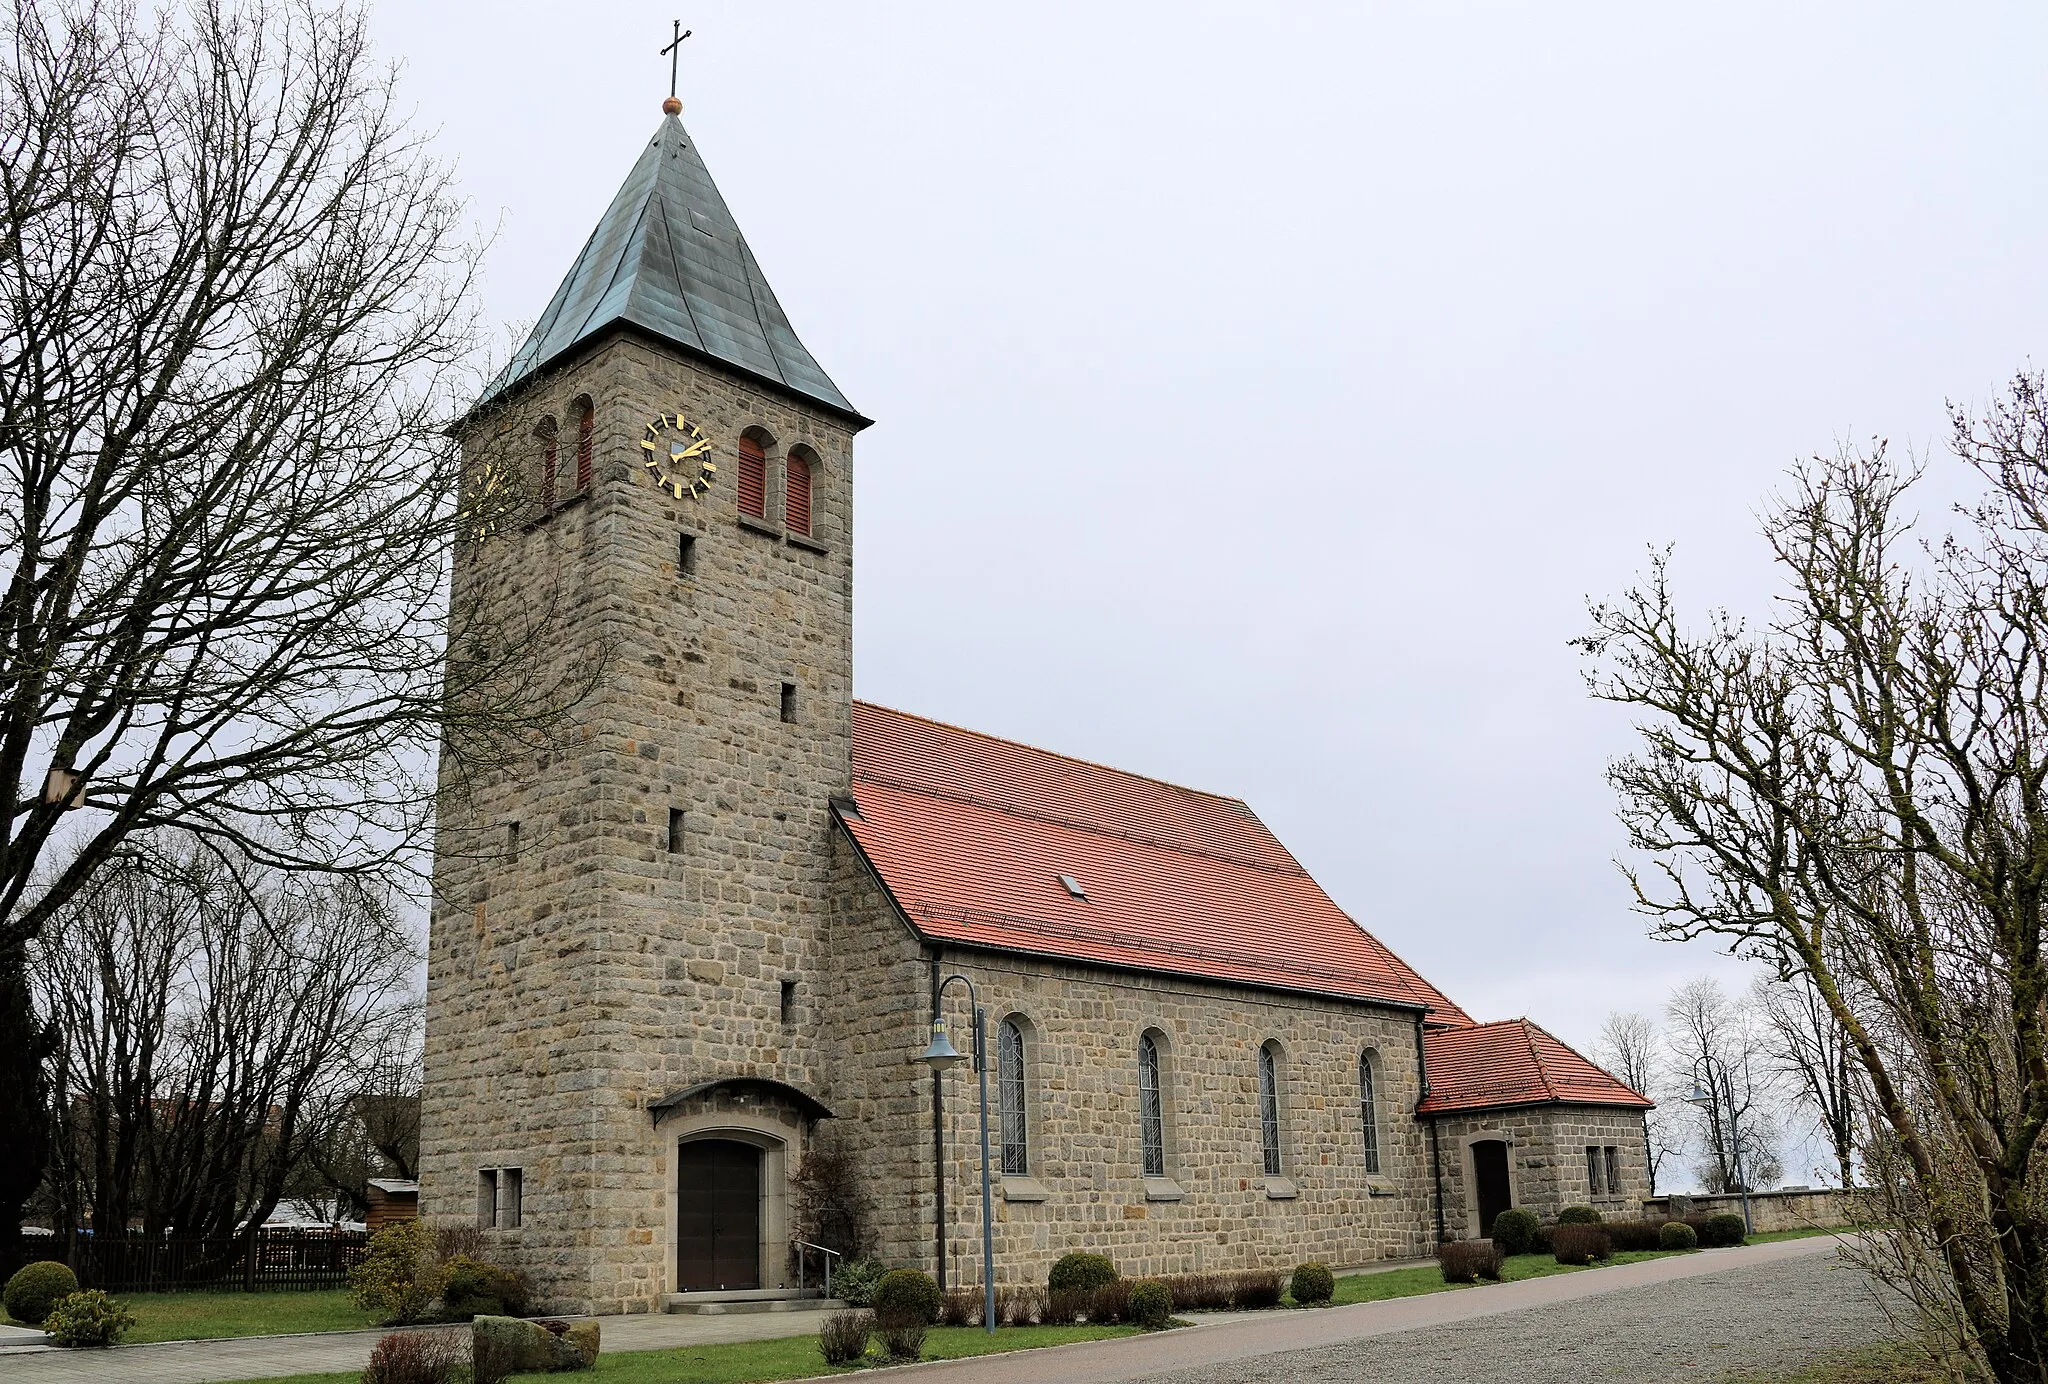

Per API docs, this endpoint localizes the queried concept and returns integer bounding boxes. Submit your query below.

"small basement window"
[1058,874,1087,900]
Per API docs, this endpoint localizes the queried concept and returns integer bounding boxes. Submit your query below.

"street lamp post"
[1685,1055,1753,1234]
[918,974,997,1335]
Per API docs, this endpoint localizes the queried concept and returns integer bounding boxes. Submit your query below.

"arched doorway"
[1472,1139,1513,1237]
[676,1139,763,1291]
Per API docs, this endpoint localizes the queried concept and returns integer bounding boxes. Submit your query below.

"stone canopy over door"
[676,1139,763,1291]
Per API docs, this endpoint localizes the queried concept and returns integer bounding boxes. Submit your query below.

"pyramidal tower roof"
[477,110,860,421]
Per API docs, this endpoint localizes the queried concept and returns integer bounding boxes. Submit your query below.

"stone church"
[418,93,1652,1317]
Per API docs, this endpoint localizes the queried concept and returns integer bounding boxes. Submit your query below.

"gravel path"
[1135,1248,1893,1384]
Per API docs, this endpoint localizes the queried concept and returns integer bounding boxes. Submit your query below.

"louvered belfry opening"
[737,434,767,518]
[574,398,594,492]
[537,419,558,507]
[784,451,812,535]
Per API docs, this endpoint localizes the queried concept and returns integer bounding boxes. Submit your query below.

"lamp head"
[918,1021,966,1073]
[1685,1083,1713,1107]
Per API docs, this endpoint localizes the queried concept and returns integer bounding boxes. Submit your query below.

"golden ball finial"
[662,96,682,115]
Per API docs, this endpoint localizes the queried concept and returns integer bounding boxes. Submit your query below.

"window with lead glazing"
[1604,1145,1621,1194]
[1258,1043,1282,1177]
[1586,1145,1603,1195]
[1139,1033,1165,1178]
[998,1019,1028,1176]
[1359,1050,1382,1175]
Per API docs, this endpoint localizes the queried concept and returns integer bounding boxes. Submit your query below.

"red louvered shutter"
[737,435,766,518]
[785,453,812,535]
[575,402,594,492]
[540,432,558,507]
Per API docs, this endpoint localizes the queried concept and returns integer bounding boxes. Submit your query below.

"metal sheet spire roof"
[476,112,860,420]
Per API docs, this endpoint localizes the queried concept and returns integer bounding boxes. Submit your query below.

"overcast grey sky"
[377,3,2046,1122]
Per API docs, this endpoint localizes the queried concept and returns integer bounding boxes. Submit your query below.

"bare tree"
[1663,977,1783,1193]
[1596,1009,1676,1193]
[0,0,592,1246]
[34,833,414,1257]
[291,1013,421,1222]
[1753,971,1860,1189]
[1580,372,2048,1382]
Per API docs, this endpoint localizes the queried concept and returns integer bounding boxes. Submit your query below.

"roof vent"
[1057,874,1087,900]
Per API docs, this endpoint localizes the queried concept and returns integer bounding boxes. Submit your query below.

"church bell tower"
[420,83,869,1315]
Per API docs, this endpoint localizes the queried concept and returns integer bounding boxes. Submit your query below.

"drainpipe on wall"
[930,952,946,1290]
[1414,1015,1445,1246]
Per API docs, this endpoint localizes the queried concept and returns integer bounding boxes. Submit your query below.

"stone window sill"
[786,531,828,554]
[1364,1178,1397,1197]
[1261,1176,1299,1200]
[1143,1177,1185,1203]
[1000,1176,1049,1203]
[738,512,782,538]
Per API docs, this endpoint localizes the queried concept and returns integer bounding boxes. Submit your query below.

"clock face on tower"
[641,411,718,498]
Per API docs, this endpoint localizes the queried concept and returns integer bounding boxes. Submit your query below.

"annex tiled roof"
[841,702,1473,1020]
[475,113,859,420]
[1419,1019,1651,1115]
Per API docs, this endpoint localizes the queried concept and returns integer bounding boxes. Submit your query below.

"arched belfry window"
[1258,1041,1283,1177]
[536,418,558,507]
[737,433,767,519]
[998,1019,1027,1176]
[785,450,813,536]
[573,397,594,493]
[1359,1049,1382,1175]
[1138,1031,1165,1178]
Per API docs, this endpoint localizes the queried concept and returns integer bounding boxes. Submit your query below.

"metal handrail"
[793,1239,842,1297]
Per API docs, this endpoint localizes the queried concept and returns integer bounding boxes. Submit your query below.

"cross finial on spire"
[661,21,692,114]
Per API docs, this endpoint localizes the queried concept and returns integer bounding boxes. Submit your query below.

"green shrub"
[1699,1213,1748,1248]
[1289,1262,1335,1305]
[872,1268,942,1327]
[439,1255,531,1321]
[833,1258,885,1307]
[818,1309,872,1365]
[1488,1208,1539,1256]
[1047,1251,1119,1294]
[1556,1205,1603,1225]
[1234,1269,1284,1310]
[1128,1279,1173,1328]
[352,1219,444,1326]
[1659,1220,1699,1250]
[3,1261,78,1325]
[43,1290,135,1348]
[1599,1219,1666,1252]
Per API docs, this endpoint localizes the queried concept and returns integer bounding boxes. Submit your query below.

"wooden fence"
[17,1227,369,1293]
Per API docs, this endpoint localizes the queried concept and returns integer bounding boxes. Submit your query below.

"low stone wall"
[1641,1188,1865,1233]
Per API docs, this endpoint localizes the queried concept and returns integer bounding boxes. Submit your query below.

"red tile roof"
[1419,1019,1651,1114]
[842,702,1473,1021]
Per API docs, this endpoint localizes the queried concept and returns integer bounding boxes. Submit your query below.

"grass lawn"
[232,1323,1140,1384]
[114,1288,377,1344]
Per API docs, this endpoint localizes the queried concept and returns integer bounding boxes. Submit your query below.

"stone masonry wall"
[1430,1105,1651,1239]
[828,845,1441,1284]
[421,334,859,1315]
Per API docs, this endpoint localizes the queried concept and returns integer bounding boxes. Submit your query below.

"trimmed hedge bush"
[1488,1208,1539,1256]
[1289,1263,1335,1305]
[1048,1252,1120,1294]
[1660,1220,1699,1250]
[3,1261,77,1326]
[1129,1279,1173,1328]
[1598,1219,1667,1253]
[873,1268,942,1327]
[1698,1213,1748,1248]
[1551,1225,1612,1266]
[1556,1205,1603,1225]
[43,1290,135,1348]
[1437,1240,1504,1284]
[440,1256,531,1321]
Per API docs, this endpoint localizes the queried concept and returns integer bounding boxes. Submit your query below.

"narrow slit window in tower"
[678,532,697,575]
[666,807,685,854]
[780,682,798,723]
[780,979,797,1025]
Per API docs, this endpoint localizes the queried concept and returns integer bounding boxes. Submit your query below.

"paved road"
[0,1235,1867,1384]
[860,1235,1872,1384]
